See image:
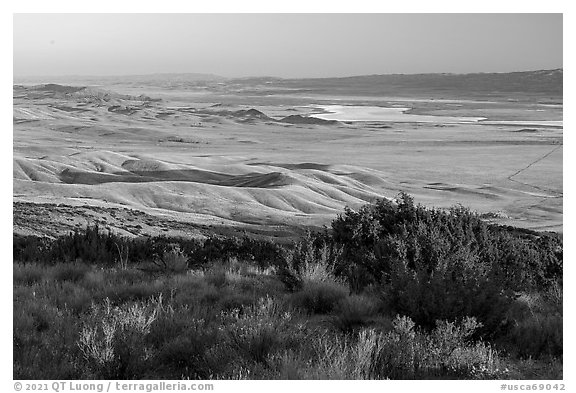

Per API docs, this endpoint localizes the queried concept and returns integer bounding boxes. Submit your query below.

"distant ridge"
[116,73,226,82]
[222,69,562,100]
[266,69,563,98]
[14,69,562,99]
[303,68,563,80]
[13,72,225,85]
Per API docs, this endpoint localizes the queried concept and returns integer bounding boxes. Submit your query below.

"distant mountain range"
[240,69,563,98]
[14,69,562,99]
[13,72,225,85]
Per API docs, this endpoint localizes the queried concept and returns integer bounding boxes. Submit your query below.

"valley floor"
[13,83,563,236]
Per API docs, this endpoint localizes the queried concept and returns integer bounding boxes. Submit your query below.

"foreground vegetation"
[13,194,562,379]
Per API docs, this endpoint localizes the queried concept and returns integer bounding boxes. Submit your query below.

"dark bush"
[13,263,47,285]
[330,294,381,334]
[50,262,91,283]
[14,226,286,269]
[498,291,563,358]
[291,280,348,315]
[153,335,211,379]
[204,265,228,288]
[326,193,562,331]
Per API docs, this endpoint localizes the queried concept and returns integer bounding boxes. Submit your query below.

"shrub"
[48,225,122,265]
[219,292,256,313]
[308,315,503,380]
[155,245,188,273]
[13,263,47,285]
[380,235,514,331]
[299,244,338,283]
[505,314,563,359]
[223,296,293,364]
[276,266,302,293]
[330,294,381,333]
[283,234,341,278]
[327,193,562,331]
[286,239,349,315]
[331,193,562,291]
[154,335,211,379]
[204,264,228,288]
[112,268,148,284]
[50,262,91,283]
[147,302,218,379]
[53,281,94,314]
[13,297,82,379]
[77,298,158,379]
[82,269,106,290]
[14,224,285,269]
[291,280,348,315]
[500,291,563,358]
[231,274,285,298]
[506,357,563,380]
[13,234,51,263]
[103,280,166,303]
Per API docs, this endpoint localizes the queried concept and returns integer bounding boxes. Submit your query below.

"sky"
[13,13,563,78]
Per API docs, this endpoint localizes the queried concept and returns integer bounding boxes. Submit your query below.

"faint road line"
[507,144,563,196]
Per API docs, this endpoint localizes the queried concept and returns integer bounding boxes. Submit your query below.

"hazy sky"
[13,13,562,78]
